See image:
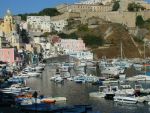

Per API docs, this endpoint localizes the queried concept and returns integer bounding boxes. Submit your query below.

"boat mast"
[121,41,123,59]
[144,41,146,59]
[144,41,146,75]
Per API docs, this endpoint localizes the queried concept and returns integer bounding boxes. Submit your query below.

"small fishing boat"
[40,98,56,104]
[27,72,41,77]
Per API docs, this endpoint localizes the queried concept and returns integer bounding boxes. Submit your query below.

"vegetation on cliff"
[20,29,30,43]
[112,1,120,11]
[58,32,78,39]
[136,15,145,27]
[128,2,145,11]
[18,8,60,21]
[136,15,150,30]
[57,24,104,48]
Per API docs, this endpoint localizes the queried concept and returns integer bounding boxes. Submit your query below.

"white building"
[20,21,28,30]
[51,20,68,32]
[32,36,47,44]
[75,0,112,5]
[69,51,93,60]
[57,38,93,60]
[27,16,52,32]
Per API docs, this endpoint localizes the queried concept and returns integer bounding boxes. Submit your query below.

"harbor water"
[24,65,150,113]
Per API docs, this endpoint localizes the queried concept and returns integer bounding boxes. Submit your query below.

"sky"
[0,0,150,17]
[0,0,78,17]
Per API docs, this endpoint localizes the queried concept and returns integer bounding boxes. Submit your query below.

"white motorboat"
[101,66,122,76]
[115,85,134,96]
[74,77,86,83]
[62,72,71,79]
[13,74,29,79]
[127,75,150,81]
[50,73,61,81]
[54,76,64,83]
[85,74,99,83]
[89,86,107,98]
[27,72,41,77]
[20,98,41,105]
[49,97,67,102]
[34,66,44,73]
[67,77,74,81]
[7,77,24,83]
[114,95,138,104]
[1,84,30,93]
[73,75,86,83]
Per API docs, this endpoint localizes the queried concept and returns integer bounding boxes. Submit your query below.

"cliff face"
[64,18,150,59]
[91,23,141,59]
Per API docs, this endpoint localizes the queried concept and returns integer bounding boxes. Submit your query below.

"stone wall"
[51,12,80,21]
[56,3,150,31]
[79,11,136,28]
[136,11,150,20]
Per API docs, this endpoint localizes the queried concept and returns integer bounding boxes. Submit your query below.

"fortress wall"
[80,11,136,28]
[136,11,150,20]
[51,12,80,21]
[57,4,112,13]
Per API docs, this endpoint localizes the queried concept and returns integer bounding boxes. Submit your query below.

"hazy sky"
[0,0,150,17]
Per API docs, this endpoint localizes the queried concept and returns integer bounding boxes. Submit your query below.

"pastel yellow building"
[0,9,15,35]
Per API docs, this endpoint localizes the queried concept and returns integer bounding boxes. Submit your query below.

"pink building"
[0,48,15,64]
[60,39,86,52]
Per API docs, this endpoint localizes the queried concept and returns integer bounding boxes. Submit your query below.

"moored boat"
[114,95,138,104]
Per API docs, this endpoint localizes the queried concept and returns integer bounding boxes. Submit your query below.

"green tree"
[20,29,30,43]
[58,32,78,39]
[128,2,145,12]
[112,1,120,11]
[77,24,89,32]
[38,8,60,16]
[82,35,104,48]
[18,8,60,21]
[136,15,145,27]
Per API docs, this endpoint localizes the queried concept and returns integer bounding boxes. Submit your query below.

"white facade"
[40,43,52,59]
[27,16,52,32]
[20,21,28,30]
[32,36,47,44]
[51,20,68,32]
[76,0,112,5]
[69,51,93,60]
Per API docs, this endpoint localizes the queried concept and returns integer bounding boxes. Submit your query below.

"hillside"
[62,18,150,59]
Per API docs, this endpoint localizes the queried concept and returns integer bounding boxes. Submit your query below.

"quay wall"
[46,55,78,63]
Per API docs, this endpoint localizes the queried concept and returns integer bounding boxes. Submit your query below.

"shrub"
[136,15,145,27]
[112,1,120,11]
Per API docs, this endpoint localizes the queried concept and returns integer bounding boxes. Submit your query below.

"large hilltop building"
[55,0,150,33]
[75,0,112,5]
